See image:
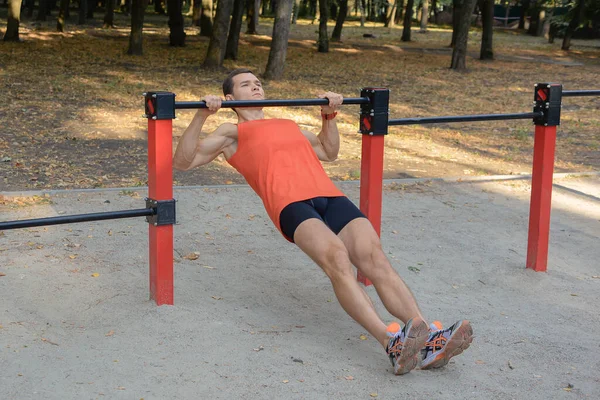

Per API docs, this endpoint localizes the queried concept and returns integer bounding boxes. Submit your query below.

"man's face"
[228,73,264,101]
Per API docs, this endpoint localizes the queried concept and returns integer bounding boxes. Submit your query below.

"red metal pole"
[358,134,385,286]
[148,118,174,305]
[526,125,557,272]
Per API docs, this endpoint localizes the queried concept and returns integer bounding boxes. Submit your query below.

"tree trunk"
[121,0,132,15]
[359,0,365,26]
[203,0,234,69]
[450,0,477,70]
[200,0,214,36]
[78,0,87,23]
[246,0,259,33]
[318,0,329,52]
[104,0,116,27]
[128,0,147,55]
[562,0,585,50]
[25,0,34,18]
[37,0,48,21]
[519,0,529,30]
[385,0,396,27]
[57,0,70,32]
[87,0,95,19]
[225,0,244,59]
[155,0,166,14]
[401,0,413,41]
[331,0,348,40]
[264,0,293,79]
[394,0,404,24]
[4,0,23,41]
[479,0,493,59]
[168,0,186,46]
[192,0,201,24]
[419,0,427,31]
[431,0,437,23]
[292,0,300,23]
[450,0,460,47]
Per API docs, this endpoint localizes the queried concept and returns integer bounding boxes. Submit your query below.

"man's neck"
[236,109,265,123]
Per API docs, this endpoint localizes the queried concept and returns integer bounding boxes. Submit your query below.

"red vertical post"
[357,88,390,286]
[526,83,562,273]
[359,135,385,286]
[146,92,176,305]
[526,125,557,272]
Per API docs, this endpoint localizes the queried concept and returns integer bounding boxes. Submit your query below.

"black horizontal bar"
[0,208,155,231]
[389,112,541,126]
[175,97,370,109]
[562,90,600,97]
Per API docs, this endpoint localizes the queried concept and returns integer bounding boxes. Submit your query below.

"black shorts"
[279,196,366,242]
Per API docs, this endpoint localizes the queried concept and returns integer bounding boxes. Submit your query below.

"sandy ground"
[1,176,599,400]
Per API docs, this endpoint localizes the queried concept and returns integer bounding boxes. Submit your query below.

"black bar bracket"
[533,83,562,127]
[359,88,390,135]
[145,198,176,226]
[144,92,176,120]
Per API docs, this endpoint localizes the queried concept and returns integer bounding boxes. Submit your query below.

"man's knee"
[320,245,353,278]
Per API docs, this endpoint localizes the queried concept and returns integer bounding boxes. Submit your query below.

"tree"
[264,0,293,79]
[3,0,23,41]
[450,0,459,46]
[78,0,88,24]
[104,0,116,28]
[401,0,414,41]
[450,0,477,69]
[292,0,300,23]
[203,0,235,69]
[225,0,245,59]
[419,0,428,32]
[128,0,148,55]
[37,0,48,21]
[331,0,348,41]
[57,0,70,32]
[385,0,397,27]
[562,0,586,50]
[246,0,259,33]
[199,0,213,36]
[480,0,493,59]
[168,0,186,46]
[318,0,329,52]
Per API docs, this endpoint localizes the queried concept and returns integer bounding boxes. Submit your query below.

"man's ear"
[225,94,234,101]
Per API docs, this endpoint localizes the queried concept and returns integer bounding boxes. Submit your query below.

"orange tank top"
[227,118,344,234]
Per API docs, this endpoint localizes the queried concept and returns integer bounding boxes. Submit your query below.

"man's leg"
[293,218,390,347]
[337,217,426,325]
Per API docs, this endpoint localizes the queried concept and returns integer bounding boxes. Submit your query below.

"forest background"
[1,0,599,191]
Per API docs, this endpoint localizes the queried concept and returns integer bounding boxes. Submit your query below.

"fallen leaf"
[108,230,113,236]
[183,252,199,260]
[344,376,354,380]
[0,272,6,277]
[117,386,126,390]
[253,345,264,352]
[105,330,115,337]
[408,266,420,273]
[202,265,215,269]
[475,360,485,364]
[508,360,514,369]
[211,296,223,300]
[41,338,59,346]
[592,276,600,279]
[392,230,398,234]
[91,273,100,278]
[370,393,378,398]
[225,180,233,185]
[69,255,77,259]
[359,334,368,340]
[282,380,289,384]
[570,294,578,296]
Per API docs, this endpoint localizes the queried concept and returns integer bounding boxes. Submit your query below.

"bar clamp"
[533,83,562,127]
[359,88,390,135]
[144,92,176,120]
[145,198,176,226]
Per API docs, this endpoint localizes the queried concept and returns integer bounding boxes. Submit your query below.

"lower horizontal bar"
[562,90,600,97]
[0,208,155,230]
[175,97,370,109]
[389,112,540,126]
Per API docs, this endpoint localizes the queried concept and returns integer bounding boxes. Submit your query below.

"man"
[173,68,473,375]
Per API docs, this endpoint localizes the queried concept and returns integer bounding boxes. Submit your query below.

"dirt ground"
[1,12,600,191]
[1,176,599,399]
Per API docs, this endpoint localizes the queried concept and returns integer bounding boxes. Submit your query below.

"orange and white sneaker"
[386,318,429,375]
[420,320,474,370]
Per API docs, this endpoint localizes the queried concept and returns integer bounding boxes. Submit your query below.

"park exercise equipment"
[1,85,598,304]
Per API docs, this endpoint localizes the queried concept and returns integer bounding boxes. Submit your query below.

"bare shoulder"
[213,122,238,140]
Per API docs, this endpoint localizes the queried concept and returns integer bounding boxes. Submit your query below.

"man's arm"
[302,91,343,162]
[173,95,234,171]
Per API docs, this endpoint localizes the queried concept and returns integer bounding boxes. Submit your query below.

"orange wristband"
[321,111,338,120]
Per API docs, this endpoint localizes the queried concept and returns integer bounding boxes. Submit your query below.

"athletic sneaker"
[386,318,429,375]
[420,320,474,370]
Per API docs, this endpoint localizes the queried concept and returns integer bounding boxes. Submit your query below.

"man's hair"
[222,68,254,96]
